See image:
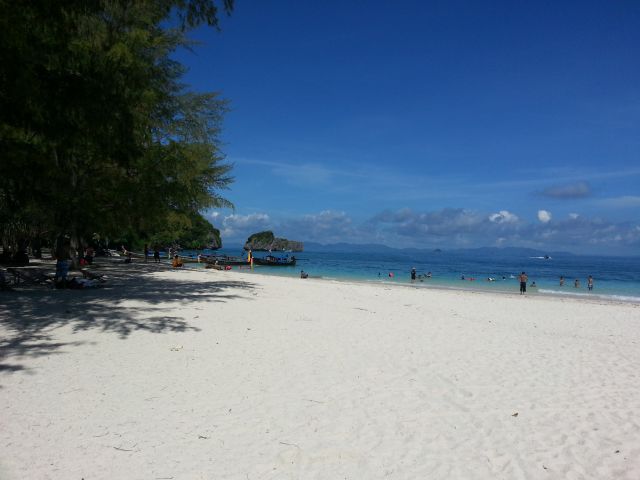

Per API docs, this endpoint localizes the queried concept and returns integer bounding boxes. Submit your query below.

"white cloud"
[598,196,640,208]
[234,157,366,186]
[272,163,333,184]
[209,207,640,255]
[221,213,272,240]
[537,210,552,223]
[282,210,358,243]
[540,181,591,199]
[489,210,519,224]
[370,208,486,238]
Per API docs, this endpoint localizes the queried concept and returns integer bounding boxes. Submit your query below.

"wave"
[538,289,640,303]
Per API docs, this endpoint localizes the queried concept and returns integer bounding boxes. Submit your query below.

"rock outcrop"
[243,231,304,252]
[207,228,222,249]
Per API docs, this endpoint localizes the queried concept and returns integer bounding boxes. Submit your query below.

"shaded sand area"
[1,260,640,479]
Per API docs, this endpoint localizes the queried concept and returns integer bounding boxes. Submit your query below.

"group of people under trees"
[1,2,235,281]
[48,238,181,288]
[51,236,97,288]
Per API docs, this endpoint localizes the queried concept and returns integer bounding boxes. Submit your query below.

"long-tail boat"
[252,255,296,266]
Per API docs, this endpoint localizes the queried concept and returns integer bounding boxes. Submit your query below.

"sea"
[178,246,640,304]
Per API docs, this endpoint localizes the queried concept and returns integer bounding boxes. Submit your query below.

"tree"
[0,1,234,259]
[150,210,222,250]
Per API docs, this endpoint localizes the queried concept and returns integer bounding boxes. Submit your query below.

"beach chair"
[7,267,54,286]
[81,269,107,283]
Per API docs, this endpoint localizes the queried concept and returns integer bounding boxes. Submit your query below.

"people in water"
[574,278,580,288]
[560,276,565,286]
[530,281,536,288]
[587,275,594,291]
[411,267,416,281]
[300,270,308,279]
[519,271,528,294]
[415,272,431,281]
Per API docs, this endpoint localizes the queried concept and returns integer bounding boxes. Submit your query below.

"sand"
[1,260,640,479]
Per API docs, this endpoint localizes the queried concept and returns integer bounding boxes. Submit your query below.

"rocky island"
[243,231,304,252]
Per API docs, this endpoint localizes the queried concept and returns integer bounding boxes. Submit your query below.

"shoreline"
[194,261,640,306]
[8,255,640,306]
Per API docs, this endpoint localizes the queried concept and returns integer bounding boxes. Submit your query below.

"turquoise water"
[180,247,640,303]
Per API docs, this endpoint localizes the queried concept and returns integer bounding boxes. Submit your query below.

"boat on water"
[203,255,248,266]
[253,255,296,266]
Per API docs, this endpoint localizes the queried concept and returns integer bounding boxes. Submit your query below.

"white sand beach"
[1,261,639,479]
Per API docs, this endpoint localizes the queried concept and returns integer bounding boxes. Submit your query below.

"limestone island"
[243,231,304,252]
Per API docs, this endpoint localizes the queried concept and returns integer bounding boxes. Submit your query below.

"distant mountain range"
[304,242,574,257]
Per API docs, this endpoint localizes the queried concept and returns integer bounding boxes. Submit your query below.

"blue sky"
[175,0,640,254]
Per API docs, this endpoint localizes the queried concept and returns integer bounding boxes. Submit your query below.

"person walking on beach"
[519,271,528,294]
[587,275,594,291]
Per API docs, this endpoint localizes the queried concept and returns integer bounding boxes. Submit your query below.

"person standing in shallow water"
[411,267,416,281]
[588,275,594,291]
[559,276,565,286]
[519,271,528,295]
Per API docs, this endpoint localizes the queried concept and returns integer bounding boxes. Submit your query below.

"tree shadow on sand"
[0,264,256,376]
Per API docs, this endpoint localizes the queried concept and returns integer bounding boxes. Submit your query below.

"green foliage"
[150,210,221,249]
[0,1,234,253]
[246,231,275,245]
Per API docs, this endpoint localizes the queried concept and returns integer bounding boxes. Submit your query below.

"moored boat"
[253,255,296,266]
[203,255,248,266]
